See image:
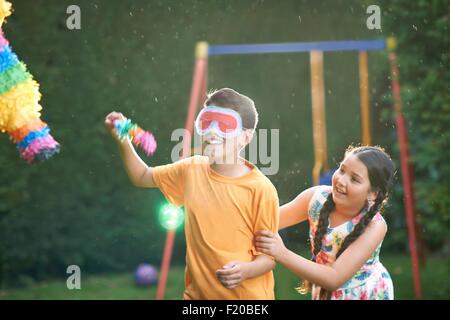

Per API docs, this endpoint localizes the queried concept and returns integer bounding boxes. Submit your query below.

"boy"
[105,88,279,299]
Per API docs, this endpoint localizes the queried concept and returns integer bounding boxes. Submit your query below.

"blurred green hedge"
[377,0,449,253]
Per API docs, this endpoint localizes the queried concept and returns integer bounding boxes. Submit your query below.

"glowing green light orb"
[158,203,184,231]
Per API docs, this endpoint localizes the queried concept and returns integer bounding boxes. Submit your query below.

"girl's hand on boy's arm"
[254,230,288,261]
[254,220,387,291]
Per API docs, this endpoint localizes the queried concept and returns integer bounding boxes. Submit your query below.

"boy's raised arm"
[105,111,156,188]
[117,138,156,188]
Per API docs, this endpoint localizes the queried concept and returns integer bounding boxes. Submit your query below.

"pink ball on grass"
[134,263,158,286]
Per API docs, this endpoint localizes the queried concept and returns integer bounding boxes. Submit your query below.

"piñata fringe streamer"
[0,0,59,163]
[114,119,157,157]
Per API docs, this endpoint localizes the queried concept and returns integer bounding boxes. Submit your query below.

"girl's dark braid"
[297,193,335,294]
[313,193,335,259]
[336,193,385,259]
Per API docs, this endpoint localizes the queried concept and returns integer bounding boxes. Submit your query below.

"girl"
[255,146,395,300]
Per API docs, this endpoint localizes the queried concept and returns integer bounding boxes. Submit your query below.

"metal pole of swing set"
[386,37,422,299]
[155,42,208,300]
[310,50,328,185]
[359,51,372,145]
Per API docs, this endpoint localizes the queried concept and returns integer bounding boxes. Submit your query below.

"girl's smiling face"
[332,154,378,215]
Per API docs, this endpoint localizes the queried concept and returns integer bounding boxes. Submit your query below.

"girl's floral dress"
[308,186,394,300]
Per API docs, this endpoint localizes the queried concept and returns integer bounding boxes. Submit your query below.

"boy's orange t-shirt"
[152,155,279,300]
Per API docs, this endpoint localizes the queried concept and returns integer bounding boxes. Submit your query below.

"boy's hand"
[255,230,287,261]
[216,261,249,289]
[104,111,127,142]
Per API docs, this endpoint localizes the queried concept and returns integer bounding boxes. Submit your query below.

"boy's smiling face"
[195,105,254,164]
[202,129,252,164]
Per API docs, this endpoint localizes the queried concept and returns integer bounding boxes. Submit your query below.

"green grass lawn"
[0,266,186,300]
[0,255,448,300]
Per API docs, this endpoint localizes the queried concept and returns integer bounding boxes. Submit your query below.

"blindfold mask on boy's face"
[195,106,243,139]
